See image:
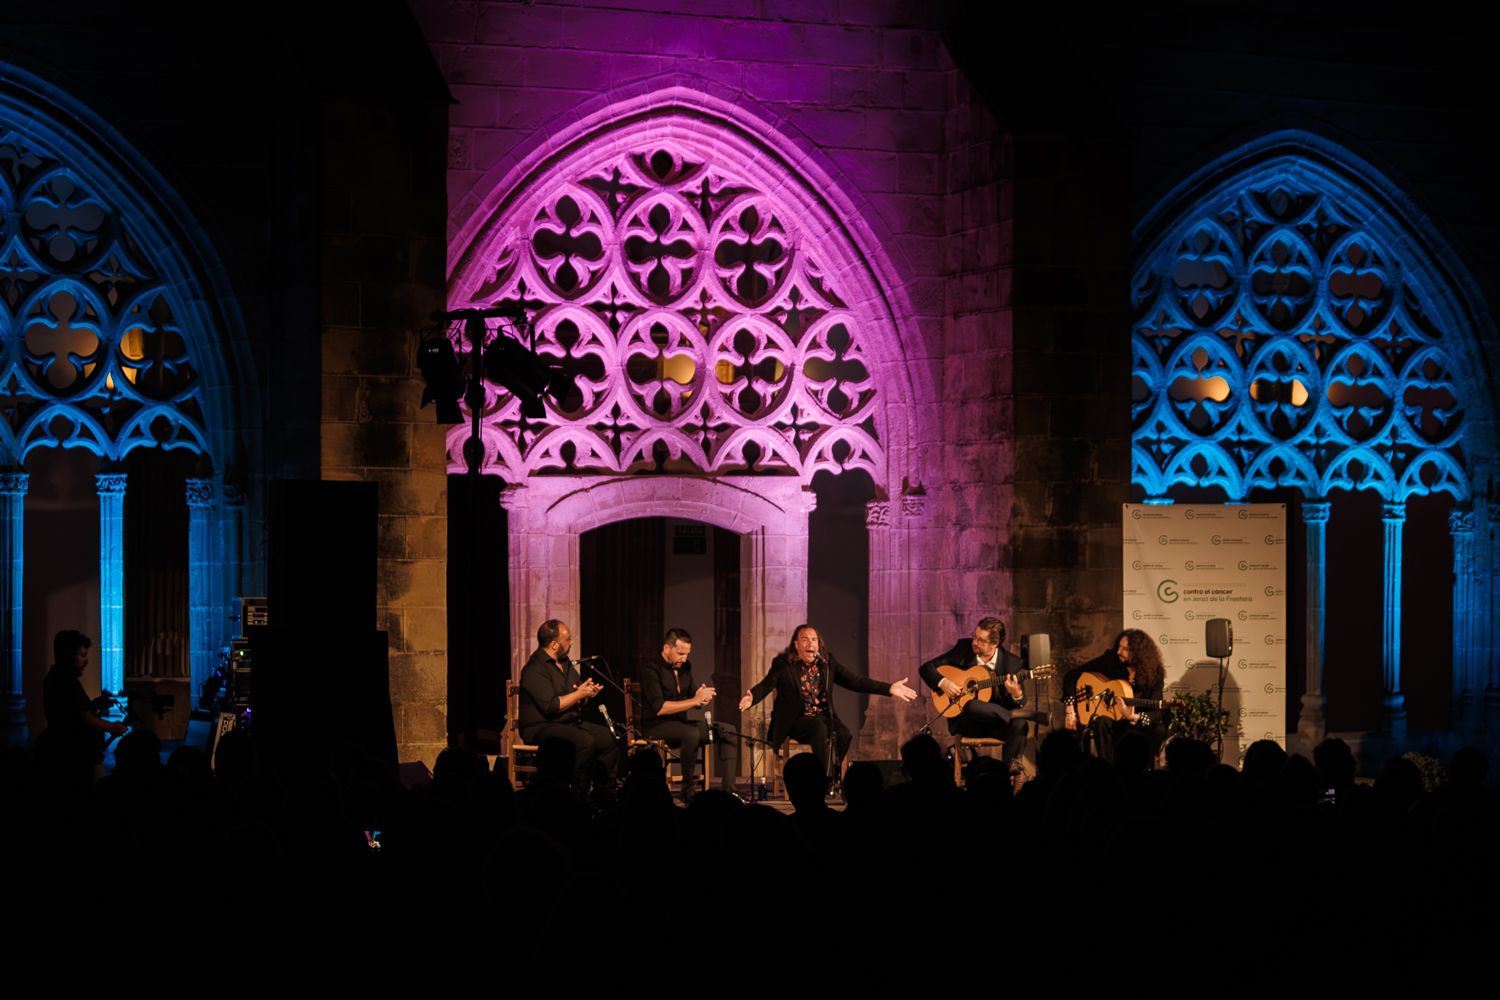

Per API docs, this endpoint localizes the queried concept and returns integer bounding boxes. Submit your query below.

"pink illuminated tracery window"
[449,140,884,483]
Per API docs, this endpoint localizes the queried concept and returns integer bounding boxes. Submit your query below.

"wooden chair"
[952,736,1003,787]
[504,680,539,788]
[623,679,710,793]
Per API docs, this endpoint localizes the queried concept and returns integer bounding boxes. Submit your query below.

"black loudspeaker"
[1023,633,1052,667]
[254,480,395,772]
[268,479,377,634]
[1205,618,1233,658]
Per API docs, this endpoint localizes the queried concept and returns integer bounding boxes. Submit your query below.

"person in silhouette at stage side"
[518,619,620,794]
[919,616,1029,771]
[638,626,715,799]
[40,629,127,789]
[737,624,917,778]
[1062,628,1166,762]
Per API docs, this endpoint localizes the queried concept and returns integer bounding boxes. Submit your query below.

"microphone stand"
[817,653,839,795]
[711,722,779,801]
[1214,654,1229,763]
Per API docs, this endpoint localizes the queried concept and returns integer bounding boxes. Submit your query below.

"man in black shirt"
[638,627,714,798]
[518,619,620,793]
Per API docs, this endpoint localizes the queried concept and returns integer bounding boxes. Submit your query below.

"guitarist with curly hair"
[1062,629,1167,761]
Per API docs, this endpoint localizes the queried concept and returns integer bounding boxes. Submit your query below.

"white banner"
[1123,504,1287,763]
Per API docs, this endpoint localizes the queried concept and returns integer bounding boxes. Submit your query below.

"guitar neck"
[975,669,1028,691]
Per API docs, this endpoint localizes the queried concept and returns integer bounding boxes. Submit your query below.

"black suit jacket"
[747,653,890,748]
[919,638,1023,732]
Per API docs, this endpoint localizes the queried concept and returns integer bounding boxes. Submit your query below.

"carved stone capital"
[864,501,890,528]
[498,484,529,512]
[1301,501,1331,524]
[0,472,29,496]
[1381,501,1406,524]
[222,481,248,507]
[900,493,926,519]
[185,477,215,508]
[95,473,128,497]
[1449,506,1475,535]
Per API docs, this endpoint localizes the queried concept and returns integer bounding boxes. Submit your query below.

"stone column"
[186,477,216,705]
[1296,500,1330,750]
[96,472,128,720]
[1379,500,1407,739]
[0,472,29,746]
[223,479,248,631]
[499,484,531,681]
[1449,507,1475,729]
[1487,505,1500,733]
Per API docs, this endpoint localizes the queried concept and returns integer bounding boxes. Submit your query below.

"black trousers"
[785,714,852,777]
[953,699,1029,764]
[526,720,621,790]
[643,718,710,787]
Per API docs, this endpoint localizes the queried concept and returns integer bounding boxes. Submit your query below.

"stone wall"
[319,94,451,766]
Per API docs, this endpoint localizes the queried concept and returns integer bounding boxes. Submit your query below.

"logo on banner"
[1263,683,1286,694]
[1264,586,1283,597]
[1157,580,1179,603]
[1237,509,1248,519]
[1264,534,1284,546]
[1158,535,1169,545]
[1236,658,1248,669]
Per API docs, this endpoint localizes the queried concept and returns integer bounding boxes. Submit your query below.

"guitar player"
[1062,629,1167,761]
[918,617,1029,771]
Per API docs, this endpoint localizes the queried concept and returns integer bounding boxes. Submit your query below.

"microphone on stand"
[599,703,620,740]
[705,710,716,744]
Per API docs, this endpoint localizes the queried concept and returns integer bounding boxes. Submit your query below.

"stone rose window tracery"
[449,138,883,483]
[1132,161,1467,503]
[0,127,207,461]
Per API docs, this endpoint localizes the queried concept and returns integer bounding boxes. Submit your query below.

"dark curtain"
[580,517,665,729]
[124,449,190,679]
[711,524,741,738]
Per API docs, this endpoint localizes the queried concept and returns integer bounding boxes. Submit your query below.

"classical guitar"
[929,663,1046,718]
[1068,671,1170,726]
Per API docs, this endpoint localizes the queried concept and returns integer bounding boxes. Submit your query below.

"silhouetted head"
[900,732,949,785]
[53,629,91,674]
[1242,739,1287,784]
[783,751,828,809]
[841,761,884,810]
[1313,737,1357,790]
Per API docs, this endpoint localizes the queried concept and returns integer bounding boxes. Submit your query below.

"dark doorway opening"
[579,517,741,735]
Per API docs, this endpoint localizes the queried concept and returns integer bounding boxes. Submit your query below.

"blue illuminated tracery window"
[0,125,207,463]
[1132,150,1469,505]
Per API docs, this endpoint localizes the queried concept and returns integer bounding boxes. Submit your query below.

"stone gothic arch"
[0,64,255,741]
[446,88,936,721]
[1132,130,1500,742]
